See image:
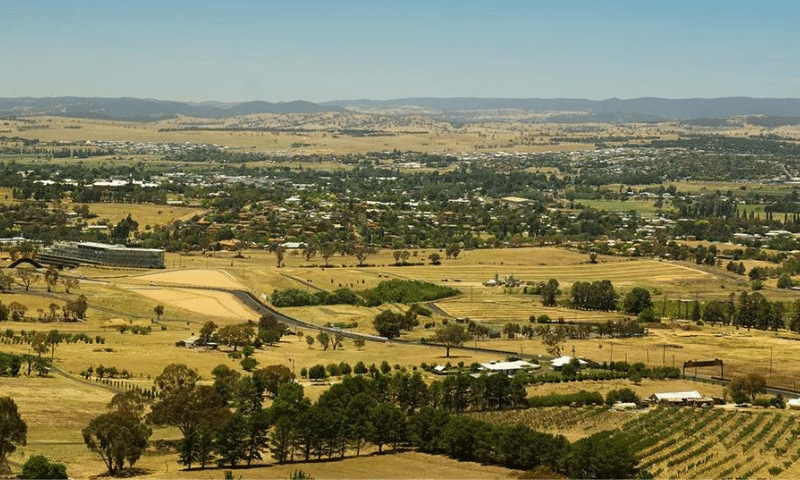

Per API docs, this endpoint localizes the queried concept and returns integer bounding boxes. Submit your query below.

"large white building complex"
[39,241,165,269]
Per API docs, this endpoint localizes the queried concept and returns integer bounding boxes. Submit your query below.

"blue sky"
[0,0,798,102]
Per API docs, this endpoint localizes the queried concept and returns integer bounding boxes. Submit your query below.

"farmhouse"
[39,241,165,269]
[550,356,588,370]
[478,360,540,376]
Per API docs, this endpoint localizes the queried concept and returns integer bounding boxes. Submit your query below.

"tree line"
[78,363,644,478]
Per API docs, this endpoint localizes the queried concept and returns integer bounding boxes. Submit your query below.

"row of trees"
[82,363,641,478]
[0,267,79,295]
[532,277,648,315]
[698,293,800,332]
[0,295,87,323]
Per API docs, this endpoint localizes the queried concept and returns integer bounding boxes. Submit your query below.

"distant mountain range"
[323,97,800,122]
[0,97,342,121]
[3,96,800,123]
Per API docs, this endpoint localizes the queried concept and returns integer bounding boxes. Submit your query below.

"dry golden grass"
[65,202,205,228]
[0,187,17,204]
[4,375,114,479]
[132,450,516,480]
[13,115,596,155]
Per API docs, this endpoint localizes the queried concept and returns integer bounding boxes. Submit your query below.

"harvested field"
[130,268,244,289]
[125,286,255,319]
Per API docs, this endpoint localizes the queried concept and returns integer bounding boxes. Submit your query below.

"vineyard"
[471,406,800,479]
[468,406,627,440]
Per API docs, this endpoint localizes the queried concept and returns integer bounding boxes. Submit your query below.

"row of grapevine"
[622,409,800,479]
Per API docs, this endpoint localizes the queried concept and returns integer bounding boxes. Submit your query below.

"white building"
[478,360,540,376]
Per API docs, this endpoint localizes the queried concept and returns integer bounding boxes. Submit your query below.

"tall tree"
[216,324,254,352]
[15,268,40,292]
[372,310,404,339]
[540,279,560,307]
[623,287,652,315]
[214,413,248,467]
[729,373,767,402]
[43,266,59,293]
[432,323,471,358]
[60,277,79,294]
[82,412,151,475]
[200,321,218,344]
[367,402,406,453]
[275,245,286,268]
[149,364,229,437]
[0,396,27,474]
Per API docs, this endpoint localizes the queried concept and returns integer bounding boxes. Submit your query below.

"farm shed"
[787,398,800,410]
[179,336,200,348]
[479,360,540,376]
[550,356,588,370]
[649,391,707,405]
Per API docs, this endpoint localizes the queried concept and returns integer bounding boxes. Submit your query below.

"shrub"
[409,304,433,317]
[240,357,258,372]
[21,455,68,479]
[606,388,640,406]
[354,361,368,375]
[308,364,326,381]
[326,363,340,377]
[380,360,391,374]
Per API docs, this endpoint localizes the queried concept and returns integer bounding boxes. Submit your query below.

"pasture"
[71,202,206,229]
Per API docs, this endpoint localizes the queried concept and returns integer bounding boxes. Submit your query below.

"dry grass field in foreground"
[4,375,115,479]
[132,451,516,480]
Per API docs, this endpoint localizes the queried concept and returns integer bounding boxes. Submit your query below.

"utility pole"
[770,347,773,376]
